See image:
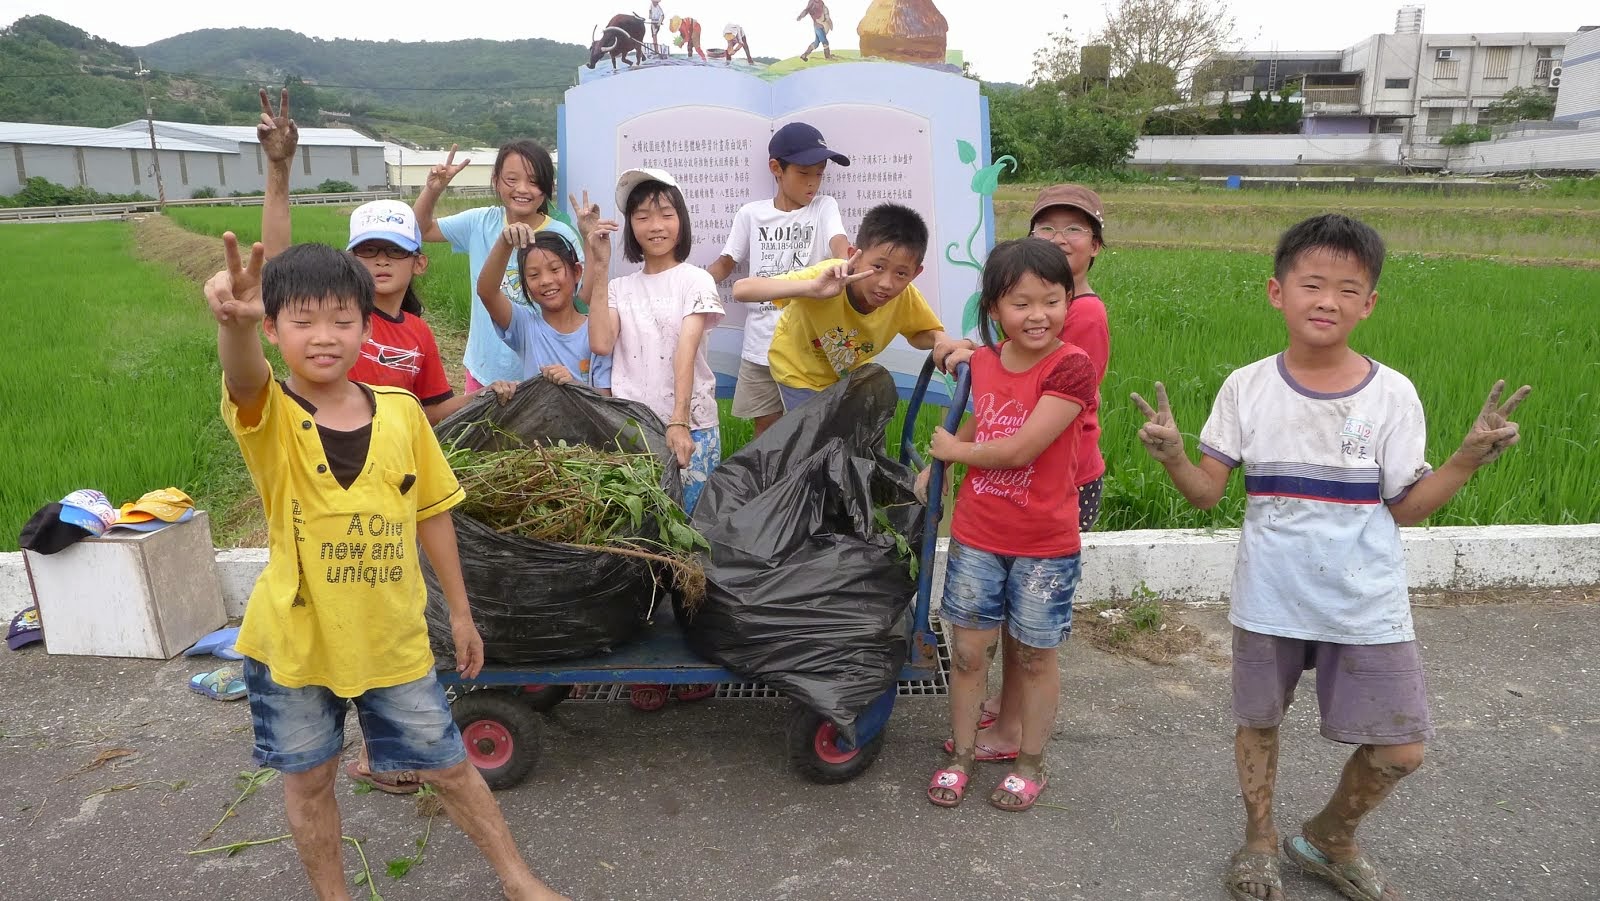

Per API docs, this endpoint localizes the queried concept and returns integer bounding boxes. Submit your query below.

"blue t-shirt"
[494,304,613,389]
[437,205,583,385]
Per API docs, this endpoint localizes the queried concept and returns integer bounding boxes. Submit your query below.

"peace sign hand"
[1454,380,1531,467]
[806,249,874,299]
[568,191,601,240]
[257,88,298,164]
[427,144,471,192]
[1131,382,1186,464]
[204,232,266,328]
[585,219,619,265]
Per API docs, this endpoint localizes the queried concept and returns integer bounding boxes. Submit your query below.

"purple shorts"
[1231,627,1433,746]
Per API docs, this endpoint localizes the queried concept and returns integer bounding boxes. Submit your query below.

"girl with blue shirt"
[414,140,583,393]
[477,226,612,392]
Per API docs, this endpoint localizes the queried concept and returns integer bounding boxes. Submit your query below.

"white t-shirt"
[720,195,846,366]
[606,263,725,431]
[1199,354,1432,645]
[649,2,665,24]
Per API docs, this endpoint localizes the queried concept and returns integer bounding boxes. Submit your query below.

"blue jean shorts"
[243,658,466,775]
[940,539,1081,648]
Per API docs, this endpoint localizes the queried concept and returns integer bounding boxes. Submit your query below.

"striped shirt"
[1200,354,1431,644]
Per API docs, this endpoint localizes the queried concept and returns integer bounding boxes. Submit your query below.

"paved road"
[1,598,1596,900]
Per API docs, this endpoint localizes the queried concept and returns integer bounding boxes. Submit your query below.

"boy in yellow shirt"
[204,235,565,901]
[732,202,947,411]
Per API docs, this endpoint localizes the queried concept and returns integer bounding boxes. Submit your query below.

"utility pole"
[136,58,167,208]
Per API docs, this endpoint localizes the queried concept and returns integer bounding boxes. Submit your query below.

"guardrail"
[0,185,498,223]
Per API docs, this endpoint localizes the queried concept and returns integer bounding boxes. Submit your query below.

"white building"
[384,144,498,191]
[1553,27,1600,126]
[109,120,387,193]
[0,122,231,199]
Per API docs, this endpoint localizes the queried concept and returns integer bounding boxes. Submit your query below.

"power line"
[0,66,572,93]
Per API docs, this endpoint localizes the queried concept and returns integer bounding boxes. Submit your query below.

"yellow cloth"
[223,378,464,696]
[767,260,943,390]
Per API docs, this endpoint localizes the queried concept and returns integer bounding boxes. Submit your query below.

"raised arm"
[257,89,298,259]
[583,217,620,355]
[205,233,272,420]
[1387,381,1530,527]
[477,224,531,331]
[1132,382,1232,510]
[413,144,470,244]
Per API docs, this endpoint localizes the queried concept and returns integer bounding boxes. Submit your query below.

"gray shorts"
[731,358,783,418]
[1231,627,1433,745]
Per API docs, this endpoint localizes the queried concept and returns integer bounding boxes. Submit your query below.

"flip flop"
[189,665,246,701]
[927,767,970,808]
[344,760,424,795]
[1225,848,1284,901]
[1283,835,1402,901]
[184,627,242,660]
[989,771,1048,812]
[940,738,1018,762]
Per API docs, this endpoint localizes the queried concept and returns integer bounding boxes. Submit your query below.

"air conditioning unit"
[1550,75,1562,88]
[1436,49,1456,60]
[1312,101,1328,111]
[1550,65,1563,79]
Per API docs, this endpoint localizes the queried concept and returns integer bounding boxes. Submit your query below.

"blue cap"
[769,122,850,167]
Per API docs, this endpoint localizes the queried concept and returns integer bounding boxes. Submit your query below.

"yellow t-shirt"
[224,378,464,696]
[767,260,944,391]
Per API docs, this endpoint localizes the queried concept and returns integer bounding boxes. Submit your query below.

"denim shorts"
[940,539,1081,648]
[243,658,467,775]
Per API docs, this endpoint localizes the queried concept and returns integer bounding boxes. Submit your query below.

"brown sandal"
[1224,848,1284,901]
[344,760,423,795]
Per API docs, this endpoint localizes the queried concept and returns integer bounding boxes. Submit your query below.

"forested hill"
[0,15,588,147]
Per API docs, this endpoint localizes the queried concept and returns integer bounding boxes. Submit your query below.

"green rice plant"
[0,222,240,550]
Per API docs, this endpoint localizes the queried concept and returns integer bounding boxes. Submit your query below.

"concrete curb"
[3,524,1597,624]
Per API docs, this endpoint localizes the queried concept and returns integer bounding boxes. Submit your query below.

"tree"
[1484,86,1556,124]
[1092,0,1238,99]
[1212,91,1236,134]
[1029,14,1080,89]
[1241,90,1267,133]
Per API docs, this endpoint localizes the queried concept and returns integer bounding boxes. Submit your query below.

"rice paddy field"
[1,183,1596,549]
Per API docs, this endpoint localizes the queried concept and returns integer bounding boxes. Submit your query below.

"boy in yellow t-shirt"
[732,202,947,411]
[204,235,565,901]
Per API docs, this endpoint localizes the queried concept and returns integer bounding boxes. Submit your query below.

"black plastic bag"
[687,364,923,744]
[423,378,681,666]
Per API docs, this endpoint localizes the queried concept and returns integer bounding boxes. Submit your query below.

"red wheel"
[676,683,716,703]
[811,720,857,765]
[451,691,541,790]
[786,705,885,784]
[629,684,669,712]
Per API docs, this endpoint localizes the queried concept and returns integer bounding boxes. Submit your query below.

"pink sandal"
[990,772,1048,812]
[927,767,971,808]
[940,738,1018,762]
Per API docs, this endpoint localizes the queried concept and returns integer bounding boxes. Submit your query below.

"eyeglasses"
[351,244,415,260]
[1031,225,1094,240]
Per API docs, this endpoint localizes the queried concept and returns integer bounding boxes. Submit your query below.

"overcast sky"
[4,1,1593,85]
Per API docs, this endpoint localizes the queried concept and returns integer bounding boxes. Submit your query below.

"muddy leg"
[1233,725,1282,900]
[1303,742,1425,863]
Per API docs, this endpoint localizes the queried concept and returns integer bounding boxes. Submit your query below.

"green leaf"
[622,494,644,528]
[354,871,369,886]
[667,521,700,551]
[961,290,983,337]
[956,138,977,165]
[970,156,1017,196]
[352,781,374,795]
[386,858,414,880]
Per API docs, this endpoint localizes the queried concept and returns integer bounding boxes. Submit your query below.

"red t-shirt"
[1060,293,1109,486]
[952,342,1097,559]
[348,309,454,407]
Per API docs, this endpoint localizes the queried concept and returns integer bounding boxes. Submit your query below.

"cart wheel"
[785,705,885,784]
[520,684,573,712]
[676,683,716,703]
[453,691,541,790]
[629,684,669,712]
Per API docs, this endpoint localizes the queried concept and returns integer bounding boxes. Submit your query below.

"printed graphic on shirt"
[315,508,413,588]
[362,339,424,376]
[291,498,308,606]
[812,327,875,377]
[1340,415,1376,460]
[966,391,1037,506]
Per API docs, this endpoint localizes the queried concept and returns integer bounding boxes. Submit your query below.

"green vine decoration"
[945,139,1017,337]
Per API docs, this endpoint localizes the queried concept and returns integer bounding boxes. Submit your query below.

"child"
[723,23,753,66]
[202,235,566,901]
[255,90,514,795]
[648,0,665,53]
[921,238,1097,812]
[413,140,583,393]
[933,184,1110,758]
[586,168,723,512]
[731,202,948,412]
[798,0,835,61]
[1131,214,1529,901]
[707,121,850,437]
[476,224,614,392]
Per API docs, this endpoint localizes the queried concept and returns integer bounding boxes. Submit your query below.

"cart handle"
[900,354,970,472]
[904,354,970,644]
